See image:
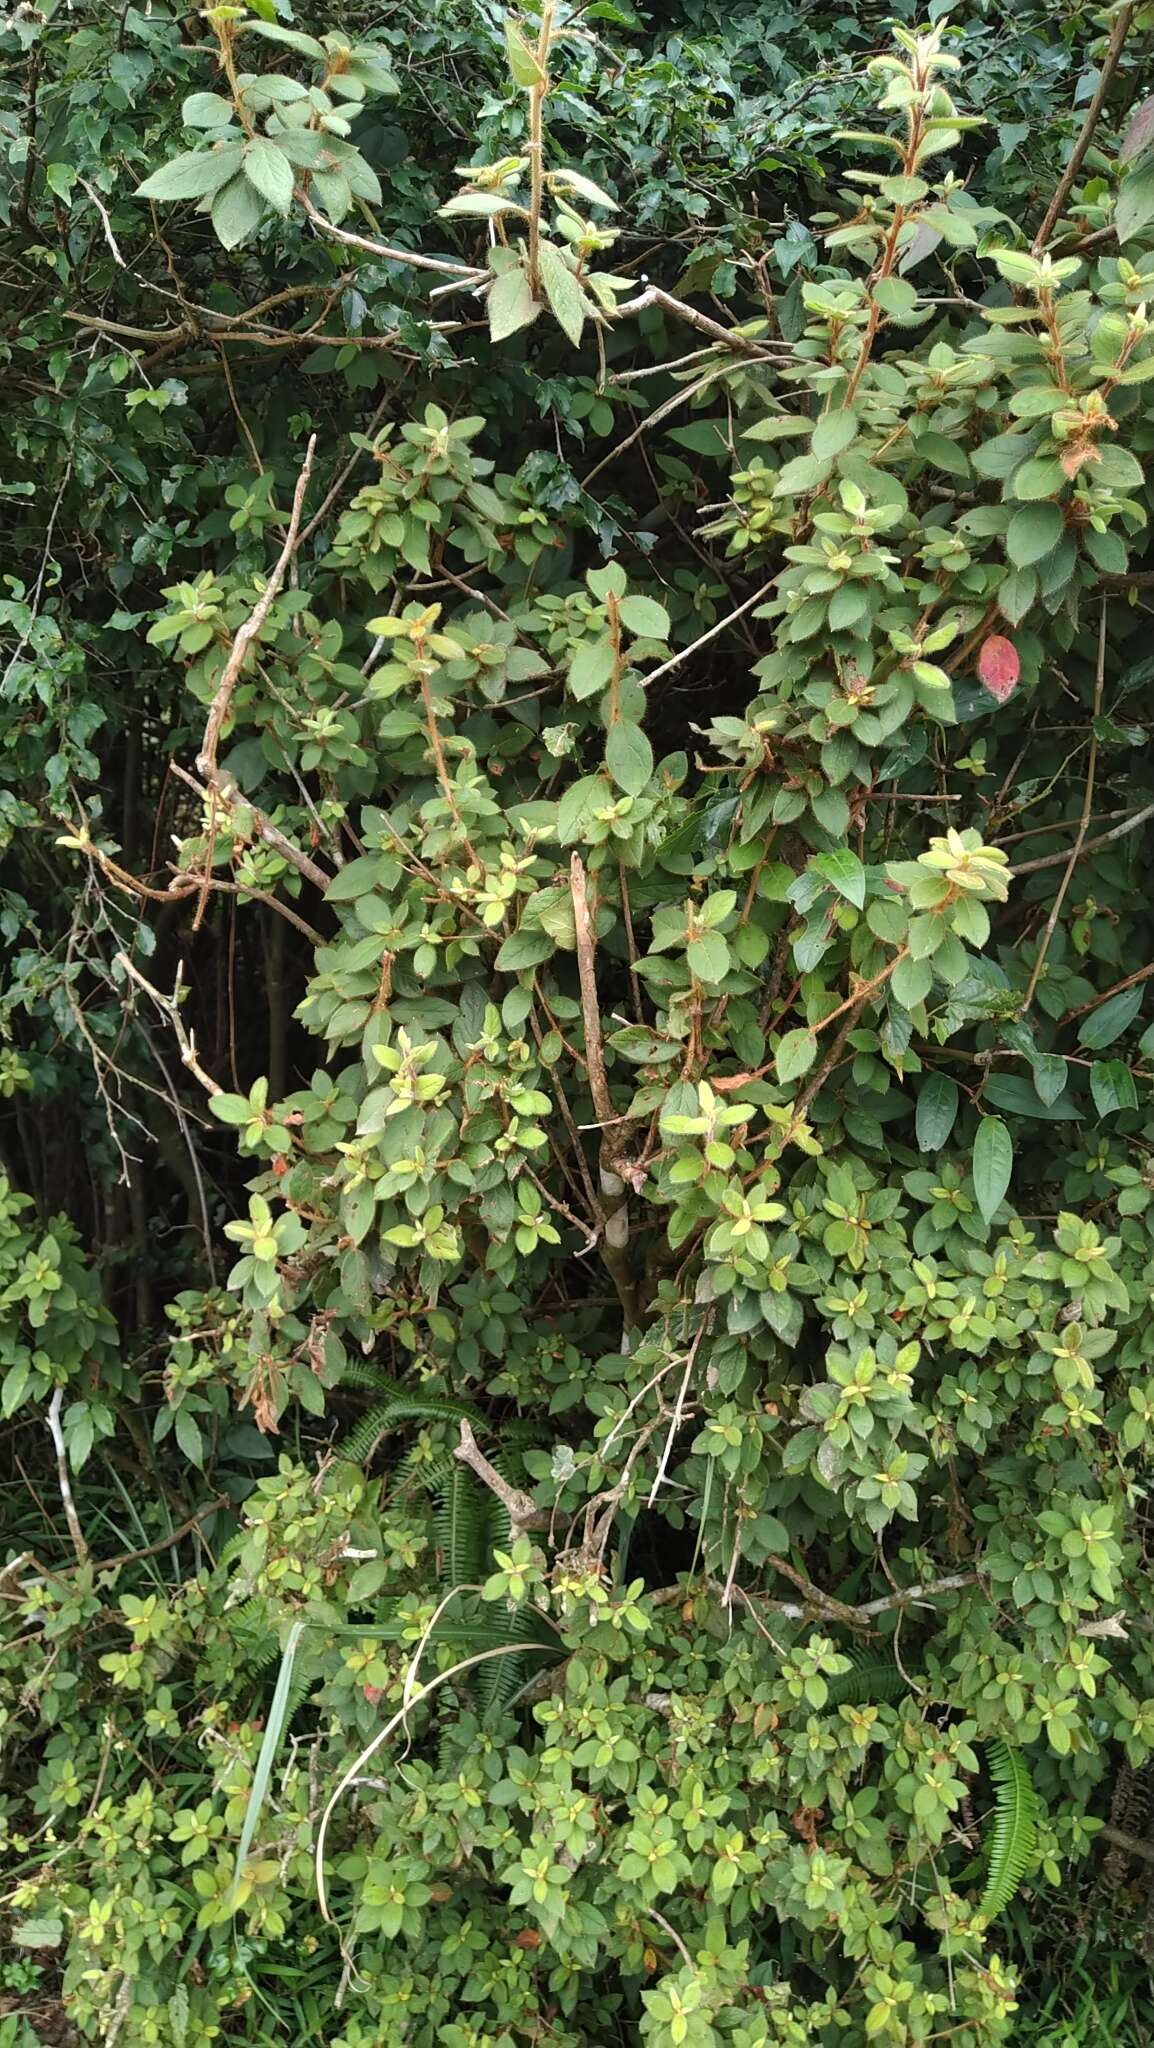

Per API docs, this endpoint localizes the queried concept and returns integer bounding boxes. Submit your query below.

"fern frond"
[338,1361,404,1395]
[435,1464,488,1589]
[826,1655,915,1708]
[979,1739,1038,1919]
[475,1599,552,1713]
[342,1393,486,1466]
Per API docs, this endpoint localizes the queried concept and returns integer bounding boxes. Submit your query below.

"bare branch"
[299,193,488,284]
[46,1388,89,1565]
[197,437,317,782]
[1031,5,1136,255]
[114,954,222,1098]
[453,1420,551,1532]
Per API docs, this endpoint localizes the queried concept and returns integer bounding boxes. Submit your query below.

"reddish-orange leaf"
[978,634,1020,704]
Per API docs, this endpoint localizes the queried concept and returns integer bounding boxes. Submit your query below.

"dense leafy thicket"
[5,2,1154,2044]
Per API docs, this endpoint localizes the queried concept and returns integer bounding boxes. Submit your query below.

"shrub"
[5,3,1154,2044]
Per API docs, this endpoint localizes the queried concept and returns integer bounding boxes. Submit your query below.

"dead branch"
[46,1388,90,1565]
[453,1420,551,1532]
[113,953,222,1098]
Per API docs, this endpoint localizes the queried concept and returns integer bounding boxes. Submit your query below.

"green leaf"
[891,953,932,1008]
[829,583,869,632]
[505,18,546,86]
[12,1915,64,1948]
[488,262,540,341]
[982,1073,1079,1121]
[979,1741,1038,1919]
[210,1092,254,1126]
[135,146,242,202]
[1077,984,1144,1049]
[775,1028,818,1085]
[568,635,615,700]
[998,568,1038,627]
[605,720,654,796]
[182,92,236,129]
[174,1406,204,1467]
[810,848,865,909]
[1005,502,1063,567]
[212,175,265,249]
[811,408,859,459]
[1117,162,1154,243]
[229,1621,307,1907]
[243,137,295,216]
[618,594,670,639]
[973,1115,1013,1223]
[686,931,730,985]
[495,928,556,971]
[557,773,608,844]
[873,275,918,316]
[247,21,326,56]
[1011,456,1066,501]
[538,241,585,346]
[1090,1059,1138,1117]
[915,1073,959,1152]
[1031,1053,1069,1106]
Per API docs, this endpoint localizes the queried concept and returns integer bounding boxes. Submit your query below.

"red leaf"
[1122,95,1154,165]
[978,634,1020,704]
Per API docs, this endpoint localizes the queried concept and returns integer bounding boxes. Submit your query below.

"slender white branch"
[46,1388,89,1565]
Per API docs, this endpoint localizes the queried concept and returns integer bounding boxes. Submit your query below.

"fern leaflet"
[979,1739,1038,1918]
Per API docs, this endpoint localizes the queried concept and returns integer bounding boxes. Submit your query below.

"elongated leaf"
[982,1073,1079,1121]
[488,262,539,341]
[212,174,265,250]
[230,1620,306,1902]
[248,21,326,56]
[1090,1058,1138,1117]
[568,635,615,700]
[538,241,585,346]
[243,137,295,216]
[973,1115,1013,1223]
[811,408,858,459]
[605,720,653,797]
[1005,503,1062,567]
[1077,984,1144,1049]
[1117,162,1154,243]
[136,146,242,202]
[915,1073,959,1151]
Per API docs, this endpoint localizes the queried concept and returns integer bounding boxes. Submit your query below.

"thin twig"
[299,193,488,284]
[197,438,317,783]
[114,954,221,1097]
[1031,5,1136,255]
[1012,797,1154,875]
[647,1314,712,1508]
[612,284,785,359]
[1060,958,1154,1024]
[169,761,333,894]
[79,176,126,266]
[640,575,779,689]
[1023,602,1107,1010]
[570,853,640,1326]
